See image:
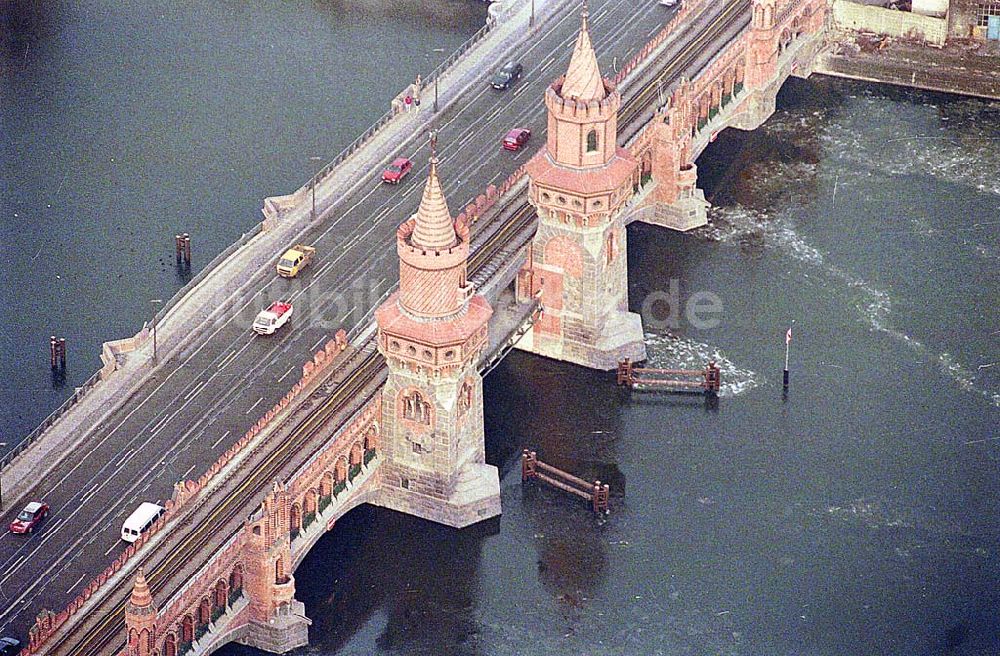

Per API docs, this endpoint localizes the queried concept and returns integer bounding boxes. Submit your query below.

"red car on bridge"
[381,157,413,184]
[502,128,532,151]
[10,501,49,534]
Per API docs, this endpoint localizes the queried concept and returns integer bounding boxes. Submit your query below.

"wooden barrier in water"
[521,449,609,514]
[616,358,720,395]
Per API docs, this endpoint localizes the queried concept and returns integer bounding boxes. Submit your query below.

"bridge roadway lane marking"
[1,0,699,635]
[0,327,301,626]
[63,352,384,656]
[210,430,231,450]
[1,0,687,630]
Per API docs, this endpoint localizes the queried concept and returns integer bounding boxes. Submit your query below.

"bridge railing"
[296,0,522,203]
[0,370,102,470]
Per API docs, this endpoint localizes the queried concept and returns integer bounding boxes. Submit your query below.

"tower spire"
[561,1,606,102]
[129,568,152,608]
[411,132,457,252]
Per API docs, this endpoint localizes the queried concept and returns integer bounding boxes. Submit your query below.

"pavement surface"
[0,0,724,640]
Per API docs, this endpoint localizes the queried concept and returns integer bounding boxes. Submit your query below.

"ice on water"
[643,332,761,398]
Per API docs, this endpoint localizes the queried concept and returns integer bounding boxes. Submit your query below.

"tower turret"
[125,569,156,656]
[375,135,500,528]
[517,5,646,369]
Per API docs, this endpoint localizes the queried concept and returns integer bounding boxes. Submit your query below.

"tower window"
[586,129,598,153]
[402,390,431,424]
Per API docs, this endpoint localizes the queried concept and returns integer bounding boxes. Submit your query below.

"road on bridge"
[0,0,751,643]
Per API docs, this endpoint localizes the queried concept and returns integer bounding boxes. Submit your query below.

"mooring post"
[704,360,720,394]
[617,358,632,386]
[182,233,191,266]
[521,449,537,482]
[591,480,609,514]
[175,234,183,263]
[50,336,57,369]
[58,337,66,369]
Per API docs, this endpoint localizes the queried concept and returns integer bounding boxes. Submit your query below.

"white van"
[121,502,165,542]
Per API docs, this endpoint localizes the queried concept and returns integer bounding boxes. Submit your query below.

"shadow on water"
[221,505,496,656]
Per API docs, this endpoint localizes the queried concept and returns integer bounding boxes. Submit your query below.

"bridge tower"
[125,569,157,656]
[515,6,645,370]
[374,136,501,528]
[740,0,781,128]
[241,481,310,652]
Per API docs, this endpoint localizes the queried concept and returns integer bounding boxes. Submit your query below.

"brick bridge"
[21,1,830,654]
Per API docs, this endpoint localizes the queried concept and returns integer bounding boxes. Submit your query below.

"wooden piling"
[617,359,720,395]
[50,336,66,370]
[175,233,192,266]
[521,449,609,515]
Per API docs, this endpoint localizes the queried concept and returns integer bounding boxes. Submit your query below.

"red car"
[502,128,531,151]
[10,501,49,534]
[381,157,413,184]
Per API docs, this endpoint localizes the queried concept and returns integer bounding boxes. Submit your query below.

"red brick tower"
[241,482,309,651]
[375,135,500,528]
[747,0,779,90]
[125,568,157,656]
[516,6,646,369]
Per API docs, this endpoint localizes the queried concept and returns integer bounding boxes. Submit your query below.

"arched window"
[458,381,473,414]
[163,633,178,656]
[402,390,431,424]
[586,129,598,153]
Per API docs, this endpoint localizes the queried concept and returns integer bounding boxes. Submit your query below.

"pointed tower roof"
[561,5,606,102]
[411,134,458,252]
[129,568,152,608]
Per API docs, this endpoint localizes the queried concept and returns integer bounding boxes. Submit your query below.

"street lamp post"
[308,156,322,219]
[434,75,439,113]
[530,0,535,28]
[0,442,7,511]
[151,299,163,364]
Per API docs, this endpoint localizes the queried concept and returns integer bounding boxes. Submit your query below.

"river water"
[4,2,1000,655]
[0,0,489,449]
[222,79,999,655]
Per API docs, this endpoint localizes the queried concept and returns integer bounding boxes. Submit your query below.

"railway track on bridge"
[51,2,755,652]
[52,180,539,656]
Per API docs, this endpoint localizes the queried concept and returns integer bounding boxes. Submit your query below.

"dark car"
[0,636,21,655]
[491,61,523,90]
[9,501,49,534]
[502,128,532,151]
[381,157,413,184]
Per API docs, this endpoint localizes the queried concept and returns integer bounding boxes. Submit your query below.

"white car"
[253,301,293,335]
[659,0,679,6]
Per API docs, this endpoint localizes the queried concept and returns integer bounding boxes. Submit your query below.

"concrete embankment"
[816,33,1000,100]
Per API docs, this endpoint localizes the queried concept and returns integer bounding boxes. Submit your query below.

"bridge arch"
[198,596,211,628]
[320,471,334,498]
[349,441,363,467]
[305,488,318,516]
[364,424,378,451]
[181,614,194,644]
[334,456,348,484]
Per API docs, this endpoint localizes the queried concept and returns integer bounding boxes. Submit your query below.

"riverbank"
[816,31,1000,100]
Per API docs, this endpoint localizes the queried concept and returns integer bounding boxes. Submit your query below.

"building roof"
[560,8,607,102]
